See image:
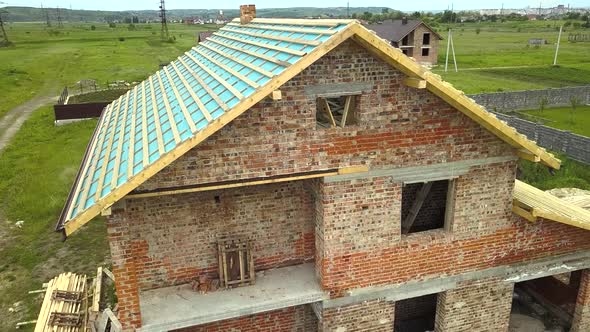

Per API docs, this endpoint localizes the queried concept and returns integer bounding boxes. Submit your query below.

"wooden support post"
[402,182,433,234]
[403,77,427,89]
[92,267,102,312]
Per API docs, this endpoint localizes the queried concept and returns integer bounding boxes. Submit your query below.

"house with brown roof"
[365,18,443,65]
[56,5,590,332]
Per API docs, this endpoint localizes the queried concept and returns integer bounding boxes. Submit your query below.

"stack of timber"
[34,272,88,332]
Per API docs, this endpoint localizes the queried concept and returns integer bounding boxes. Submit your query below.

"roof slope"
[57,18,560,237]
[364,19,443,42]
[513,180,590,231]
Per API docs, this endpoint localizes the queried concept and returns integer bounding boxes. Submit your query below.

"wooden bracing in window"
[317,95,356,128]
[218,238,255,289]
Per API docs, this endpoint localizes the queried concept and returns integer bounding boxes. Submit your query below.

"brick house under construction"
[57,7,590,332]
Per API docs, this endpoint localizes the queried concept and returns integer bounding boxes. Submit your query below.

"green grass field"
[521,105,590,137]
[433,20,590,93]
[0,22,218,119]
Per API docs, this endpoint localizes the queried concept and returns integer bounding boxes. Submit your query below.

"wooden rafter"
[111,86,136,190]
[341,95,352,127]
[177,57,230,112]
[147,76,166,155]
[94,91,129,202]
[200,41,275,78]
[125,86,138,179]
[320,97,336,127]
[204,38,291,67]
[192,47,259,88]
[154,71,182,144]
[403,77,427,89]
[402,182,433,234]
[213,31,307,57]
[140,80,150,166]
[221,26,322,46]
[162,66,199,133]
[168,61,213,123]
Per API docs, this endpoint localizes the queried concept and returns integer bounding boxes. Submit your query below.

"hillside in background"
[1,6,392,22]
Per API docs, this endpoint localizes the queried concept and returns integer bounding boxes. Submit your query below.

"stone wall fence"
[468,86,590,112]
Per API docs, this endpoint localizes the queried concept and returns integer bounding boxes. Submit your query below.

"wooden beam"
[228,20,343,30]
[92,267,102,312]
[221,26,322,45]
[341,95,352,127]
[184,52,245,100]
[271,90,282,100]
[192,47,259,88]
[62,23,358,236]
[233,17,351,26]
[177,57,230,111]
[512,202,537,222]
[517,149,541,162]
[103,267,115,281]
[126,85,139,179]
[161,66,199,133]
[403,77,427,89]
[321,97,336,127]
[147,76,166,155]
[140,80,150,167]
[168,62,213,123]
[402,182,433,234]
[338,165,369,174]
[109,88,134,196]
[213,31,307,57]
[204,38,291,68]
[154,71,182,143]
[100,206,112,216]
[199,41,275,78]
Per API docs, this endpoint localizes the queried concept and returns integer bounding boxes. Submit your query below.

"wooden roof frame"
[58,19,561,237]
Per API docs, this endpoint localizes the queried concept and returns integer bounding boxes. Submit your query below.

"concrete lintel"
[321,250,590,309]
[137,263,327,332]
[304,82,374,97]
[324,155,517,184]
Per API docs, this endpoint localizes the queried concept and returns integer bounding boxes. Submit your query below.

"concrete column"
[318,300,395,332]
[435,278,513,332]
[107,212,142,331]
[572,269,590,332]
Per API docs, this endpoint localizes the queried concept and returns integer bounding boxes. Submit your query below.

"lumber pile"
[34,272,88,332]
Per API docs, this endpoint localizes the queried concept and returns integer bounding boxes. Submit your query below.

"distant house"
[365,18,443,65]
[197,31,214,43]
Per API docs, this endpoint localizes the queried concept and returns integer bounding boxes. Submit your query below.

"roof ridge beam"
[213,31,307,57]
[221,26,322,46]
[227,21,340,34]
[231,17,352,26]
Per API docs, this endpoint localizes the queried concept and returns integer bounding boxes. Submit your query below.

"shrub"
[118,37,125,42]
[475,28,481,34]
[90,25,96,30]
[109,22,116,28]
[128,24,136,31]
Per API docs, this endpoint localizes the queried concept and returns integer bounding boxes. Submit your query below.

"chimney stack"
[240,4,256,24]
[402,16,408,25]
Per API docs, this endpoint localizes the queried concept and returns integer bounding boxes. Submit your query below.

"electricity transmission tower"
[41,3,52,27]
[159,0,170,41]
[56,6,63,28]
[0,9,9,46]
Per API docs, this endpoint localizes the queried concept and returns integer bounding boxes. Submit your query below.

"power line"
[159,0,169,41]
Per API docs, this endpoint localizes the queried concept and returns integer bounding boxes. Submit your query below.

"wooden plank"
[222,246,229,288]
[184,52,244,99]
[228,20,341,31]
[271,90,282,100]
[238,250,245,284]
[92,267,102,312]
[402,182,433,234]
[103,308,122,332]
[403,77,427,89]
[154,71,182,144]
[204,38,291,67]
[109,87,135,193]
[125,85,139,180]
[513,202,537,222]
[168,62,212,123]
[248,242,255,285]
[192,47,259,88]
[103,268,115,281]
[177,57,230,111]
[93,91,130,203]
[34,278,55,332]
[140,81,150,167]
[341,95,352,127]
[213,32,307,57]
[234,17,352,26]
[221,26,322,46]
[147,76,166,155]
[217,243,224,288]
[62,23,357,236]
[517,149,541,162]
[16,320,37,329]
[321,98,336,127]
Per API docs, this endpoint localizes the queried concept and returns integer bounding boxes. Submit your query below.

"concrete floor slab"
[137,263,327,332]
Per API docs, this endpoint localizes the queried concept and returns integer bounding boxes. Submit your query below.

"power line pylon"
[56,6,63,28]
[159,0,170,41]
[41,3,52,27]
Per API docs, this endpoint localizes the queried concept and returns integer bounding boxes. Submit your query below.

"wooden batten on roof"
[56,18,562,237]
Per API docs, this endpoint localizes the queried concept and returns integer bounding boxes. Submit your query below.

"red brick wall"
[395,294,438,322]
[572,269,590,332]
[173,305,317,332]
[137,39,513,192]
[115,181,315,291]
[315,161,590,297]
[319,299,395,331]
[434,278,513,332]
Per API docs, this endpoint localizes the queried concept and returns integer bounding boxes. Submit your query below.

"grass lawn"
[519,156,590,191]
[68,89,129,104]
[521,105,590,137]
[432,20,590,93]
[0,107,108,332]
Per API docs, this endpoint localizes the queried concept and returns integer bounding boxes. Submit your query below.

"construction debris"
[34,272,87,332]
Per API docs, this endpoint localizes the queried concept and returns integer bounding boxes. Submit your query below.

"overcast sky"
[1,0,587,12]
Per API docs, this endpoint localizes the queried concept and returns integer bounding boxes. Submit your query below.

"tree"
[569,96,580,124]
[538,97,548,116]
[475,27,481,34]
[361,11,373,21]
[440,10,457,23]
[411,11,421,19]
